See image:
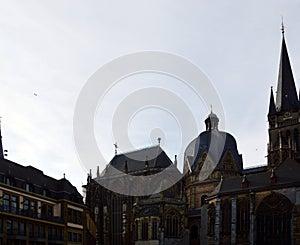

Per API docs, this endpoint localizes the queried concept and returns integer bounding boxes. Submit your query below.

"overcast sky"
[0,0,300,192]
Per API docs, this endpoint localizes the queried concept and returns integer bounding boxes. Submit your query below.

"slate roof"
[102,145,173,175]
[208,158,300,199]
[0,157,83,204]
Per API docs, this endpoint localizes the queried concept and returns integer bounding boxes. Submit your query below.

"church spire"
[0,118,4,159]
[275,28,299,112]
[268,86,276,117]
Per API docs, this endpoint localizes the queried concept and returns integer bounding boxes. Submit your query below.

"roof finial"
[157,137,161,145]
[281,15,285,34]
[114,142,118,155]
[210,104,213,113]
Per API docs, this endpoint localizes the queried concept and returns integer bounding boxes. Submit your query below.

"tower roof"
[275,34,299,112]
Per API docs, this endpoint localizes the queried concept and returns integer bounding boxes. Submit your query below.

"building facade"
[0,128,96,245]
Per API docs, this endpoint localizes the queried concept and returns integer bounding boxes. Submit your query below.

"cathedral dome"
[184,112,243,173]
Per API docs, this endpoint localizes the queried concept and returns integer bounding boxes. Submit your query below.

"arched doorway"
[256,192,293,245]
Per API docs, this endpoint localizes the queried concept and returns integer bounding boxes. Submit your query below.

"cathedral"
[84,28,300,245]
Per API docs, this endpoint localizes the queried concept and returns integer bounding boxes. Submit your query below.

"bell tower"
[267,24,300,168]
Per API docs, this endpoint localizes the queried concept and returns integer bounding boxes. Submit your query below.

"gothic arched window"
[256,192,293,245]
[165,211,179,237]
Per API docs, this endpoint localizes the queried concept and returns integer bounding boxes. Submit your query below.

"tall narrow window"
[19,222,25,236]
[237,198,250,233]
[6,220,12,235]
[3,194,10,212]
[23,199,29,211]
[208,203,215,235]
[221,199,231,235]
[152,218,158,239]
[11,196,17,214]
[141,220,148,240]
[48,205,53,217]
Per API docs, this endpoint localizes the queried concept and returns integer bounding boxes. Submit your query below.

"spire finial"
[210,104,213,113]
[281,15,285,34]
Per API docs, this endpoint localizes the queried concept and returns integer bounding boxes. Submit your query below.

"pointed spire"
[275,29,299,112]
[96,166,100,177]
[0,118,4,159]
[174,155,177,168]
[268,86,276,116]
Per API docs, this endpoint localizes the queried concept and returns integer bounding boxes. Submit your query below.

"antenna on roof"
[114,142,118,155]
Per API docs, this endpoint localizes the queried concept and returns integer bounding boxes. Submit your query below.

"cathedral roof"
[103,145,173,175]
[208,158,300,198]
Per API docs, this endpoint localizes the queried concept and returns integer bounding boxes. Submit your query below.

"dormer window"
[25,183,33,192]
[42,189,48,197]
[4,176,14,186]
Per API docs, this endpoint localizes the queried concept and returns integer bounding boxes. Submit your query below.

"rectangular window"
[11,196,17,214]
[30,201,36,211]
[23,199,29,210]
[40,225,45,238]
[12,220,18,235]
[57,228,62,240]
[6,220,12,235]
[141,220,148,240]
[73,233,77,242]
[0,218,2,233]
[19,222,25,236]
[48,227,52,239]
[78,233,82,242]
[29,223,34,237]
[68,232,72,241]
[77,212,82,224]
[3,194,10,212]
[68,209,72,222]
[48,205,53,217]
